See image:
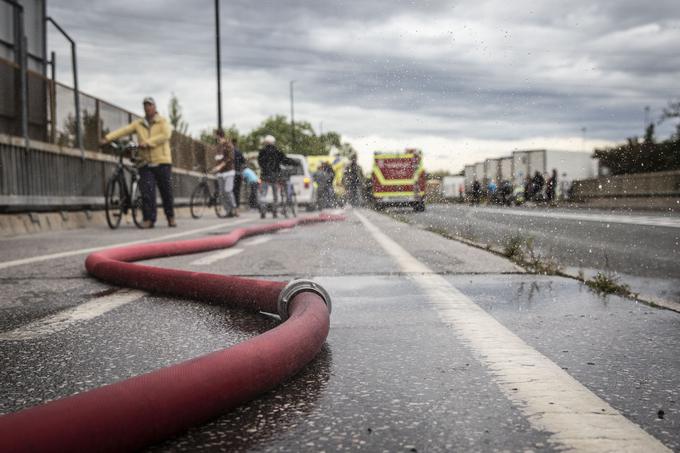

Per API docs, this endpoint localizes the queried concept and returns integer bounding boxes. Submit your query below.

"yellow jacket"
[105,114,173,165]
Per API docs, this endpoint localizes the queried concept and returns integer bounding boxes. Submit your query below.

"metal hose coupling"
[277,279,332,321]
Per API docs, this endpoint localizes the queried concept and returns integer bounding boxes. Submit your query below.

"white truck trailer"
[499,156,513,182]
[485,158,500,182]
[442,175,465,199]
[464,164,476,190]
[512,149,597,187]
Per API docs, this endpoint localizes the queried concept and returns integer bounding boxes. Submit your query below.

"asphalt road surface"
[392,203,680,304]
[1,208,679,452]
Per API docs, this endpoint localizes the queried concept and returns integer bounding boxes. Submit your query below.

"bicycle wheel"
[214,194,229,218]
[190,183,210,219]
[130,181,144,228]
[105,176,124,229]
[289,193,297,217]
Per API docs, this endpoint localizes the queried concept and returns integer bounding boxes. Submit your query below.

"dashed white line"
[0,219,251,271]
[355,209,670,452]
[189,248,244,266]
[240,236,272,247]
[0,289,145,341]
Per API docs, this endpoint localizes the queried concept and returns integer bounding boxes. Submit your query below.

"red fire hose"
[0,213,343,453]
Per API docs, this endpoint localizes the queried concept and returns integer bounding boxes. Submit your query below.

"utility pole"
[290,80,295,152]
[214,0,222,132]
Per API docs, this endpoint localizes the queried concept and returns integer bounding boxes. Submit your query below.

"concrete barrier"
[571,170,680,211]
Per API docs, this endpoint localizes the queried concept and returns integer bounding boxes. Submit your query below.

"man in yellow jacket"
[100,97,176,228]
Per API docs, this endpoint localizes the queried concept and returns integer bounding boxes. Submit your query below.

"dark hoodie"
[257,144,297,178]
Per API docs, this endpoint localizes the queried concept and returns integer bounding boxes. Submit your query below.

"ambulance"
[371,149,426,211]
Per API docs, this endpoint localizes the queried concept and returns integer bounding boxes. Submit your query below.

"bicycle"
[189,173,229,219]
[104,141,143,229]
[259,171,297,219]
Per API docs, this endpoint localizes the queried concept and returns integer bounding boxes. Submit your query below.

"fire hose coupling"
[277,279,332,321]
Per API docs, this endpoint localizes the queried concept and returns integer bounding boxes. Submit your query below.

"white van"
[260,154,317,210]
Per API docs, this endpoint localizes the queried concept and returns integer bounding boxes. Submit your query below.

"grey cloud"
[47,0,680,146]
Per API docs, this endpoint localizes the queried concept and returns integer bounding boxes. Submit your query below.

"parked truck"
[512,149,598,196]
[371,149,426,211]
[441,175,465,200]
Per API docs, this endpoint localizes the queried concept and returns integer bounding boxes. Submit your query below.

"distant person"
[559,173,572,200]
[242,164,260,209]
[315,162,336,209]
[100,96,175,228]
[546,168,558,203]
[471,179,482,205]
[342,154,364,207]
[523,175,533,201]
[487,179,498,203]
[211,130,238,217]
[257,135,299,217]
[499,179,513,205]
[532,171,545,202]
[232,137,245,208]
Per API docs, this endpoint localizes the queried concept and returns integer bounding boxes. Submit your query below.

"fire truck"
[371,149,426,211]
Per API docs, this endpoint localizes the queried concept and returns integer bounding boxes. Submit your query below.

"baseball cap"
[142,97,156,105]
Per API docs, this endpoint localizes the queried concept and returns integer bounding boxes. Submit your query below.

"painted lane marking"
[0,219,251,271]
[354,210,670,452]
[240,236,272,247]
[189,248,244,266]
[0,289,145,341]
[189,234,272,265]
[465,206,680,229]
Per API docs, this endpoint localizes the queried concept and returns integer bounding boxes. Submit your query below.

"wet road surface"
[1,208,679,451]
[391,203,680,304]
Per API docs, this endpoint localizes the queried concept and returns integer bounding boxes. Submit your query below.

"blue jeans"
[139,164,174,223]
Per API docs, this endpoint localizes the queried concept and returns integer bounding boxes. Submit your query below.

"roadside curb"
[0,207,195,238]
[385,211,680,315]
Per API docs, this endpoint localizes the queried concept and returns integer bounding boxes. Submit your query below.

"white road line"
[189,248,244,266]
[240,236,272,247]
[354,210,670,452]
[0,219,251,271]
[0,289,145,341]
[468,206,680,229]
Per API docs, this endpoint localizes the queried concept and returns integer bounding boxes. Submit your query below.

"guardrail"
[0,134,207,213]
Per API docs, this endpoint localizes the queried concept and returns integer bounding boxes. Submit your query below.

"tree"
[57,109,107,151]
[240,115,350,156]
[659,99,680,139]
[168,93,189,136]
[198,125,240,146]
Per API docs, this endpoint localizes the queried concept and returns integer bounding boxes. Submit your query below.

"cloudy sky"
[47,0,680,171]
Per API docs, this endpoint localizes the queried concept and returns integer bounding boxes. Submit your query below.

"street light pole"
[46,17,82,153]
[214,0,223,133]
[4,0,28,146]
[290,80,295,152]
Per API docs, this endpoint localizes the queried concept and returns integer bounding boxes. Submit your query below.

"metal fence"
[0,134,207,213]
[0,57,215,172]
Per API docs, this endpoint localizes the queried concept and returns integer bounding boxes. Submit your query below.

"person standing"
[546,168,558,203]
[342,154,364,207]
[211,130,238,217]
[100,97,175,228]
[232,137,245,209]
[242,164,260,209]
[257,135,298,218]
